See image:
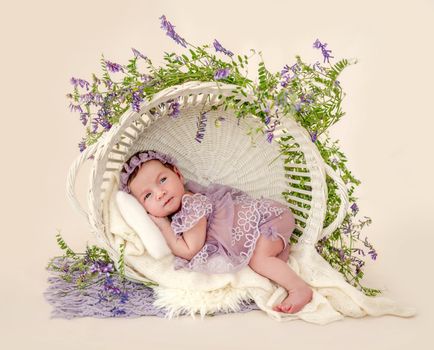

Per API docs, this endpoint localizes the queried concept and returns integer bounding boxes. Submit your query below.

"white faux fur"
[103,174,417,324]
[116,191,172,259]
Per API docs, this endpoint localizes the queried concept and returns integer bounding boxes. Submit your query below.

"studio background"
[1,0,432,349]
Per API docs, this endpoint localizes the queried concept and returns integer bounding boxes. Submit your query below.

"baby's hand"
[149,215,170,230]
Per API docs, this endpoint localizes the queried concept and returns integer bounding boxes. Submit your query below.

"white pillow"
[115,191,172,259]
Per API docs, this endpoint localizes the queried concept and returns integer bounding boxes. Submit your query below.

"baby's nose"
[157,190,167,200]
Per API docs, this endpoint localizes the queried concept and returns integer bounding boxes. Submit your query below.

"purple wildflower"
[280,64,290,76]
[78,139,87,152]
[69,102,82,113]
[309,130,318,142]
[195,112,207,143]
[363,237,378,261]
[79,112,89,126]
[300,94,314,104]
[280,74,292,88]
[350,203,359,215]
[353,248,366,257]
[159,15,187,48]
[103,276,121,295]
[131,91,143,112]
[91,117,99,133]
[213,39,234,57]
[214,67,231,80]
[70,77,90,90]
[105,60,124,73]
[131,48,147,60]
[290,63,300,74]
[265,116,271,125]
[368,249,377,261]
[313,39,334,64]
[266,132,274,143]
[93,93,104,105]
[355,260,364,275]
[79,92,95,104]
[168,99,181,118]
[99,117,112,131]
[103,79,113,89]
[93,110,112,131]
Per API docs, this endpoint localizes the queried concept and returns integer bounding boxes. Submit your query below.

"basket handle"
[66,142,100,220]
[316,163,349,241]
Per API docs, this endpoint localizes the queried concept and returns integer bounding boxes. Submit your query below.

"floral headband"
[119,150,177,193]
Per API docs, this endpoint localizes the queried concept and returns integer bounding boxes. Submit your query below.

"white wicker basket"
[66,81,349,283]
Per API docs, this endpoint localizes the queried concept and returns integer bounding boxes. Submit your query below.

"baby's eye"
[160,177,167,183]
[144,193,151,200]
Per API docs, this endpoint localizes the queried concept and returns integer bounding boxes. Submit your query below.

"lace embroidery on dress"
[170,193,213,237]
[172,183,291,274]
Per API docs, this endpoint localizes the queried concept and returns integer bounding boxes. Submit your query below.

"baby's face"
[128,160,186,217]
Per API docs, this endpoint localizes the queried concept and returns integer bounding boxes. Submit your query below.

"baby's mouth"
[164,197,173,206]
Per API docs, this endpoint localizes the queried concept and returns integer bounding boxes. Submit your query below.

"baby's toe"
[283,305,292,312]
[273,305,282,312]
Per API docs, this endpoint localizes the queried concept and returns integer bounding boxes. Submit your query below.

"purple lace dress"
[170,179,295,274]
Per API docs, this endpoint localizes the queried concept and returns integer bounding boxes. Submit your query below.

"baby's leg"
[249,235,313,314]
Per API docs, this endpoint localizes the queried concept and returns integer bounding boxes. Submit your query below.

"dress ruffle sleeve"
[170,193,213,237]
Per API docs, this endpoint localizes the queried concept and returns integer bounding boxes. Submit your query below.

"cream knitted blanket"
[102,175,416,325]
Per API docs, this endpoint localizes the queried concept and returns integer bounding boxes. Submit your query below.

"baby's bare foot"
[273,283,313,314]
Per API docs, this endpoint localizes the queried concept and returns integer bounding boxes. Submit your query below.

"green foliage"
[118,242,126,279]
[55,229,76,259]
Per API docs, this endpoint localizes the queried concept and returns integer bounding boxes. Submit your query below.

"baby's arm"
[158,217,207,260]
[180,216,207,259]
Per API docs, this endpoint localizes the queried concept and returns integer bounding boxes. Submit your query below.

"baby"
[119,150,313,314]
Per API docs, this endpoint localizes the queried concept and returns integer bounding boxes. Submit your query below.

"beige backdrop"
[1,0,433,349]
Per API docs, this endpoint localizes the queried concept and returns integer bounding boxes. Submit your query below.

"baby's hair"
[122,149,175,188]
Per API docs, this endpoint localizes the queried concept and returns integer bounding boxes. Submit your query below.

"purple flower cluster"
[313,39,334,64]
[131,48,147,60]
[279,63,299,87]
[159,15,188,48]
[350,203,359,215]
[70,77,90,90]
[195,112,207,143]
[168,98,181,118]
[265,119,279,144]
[309,130,318,142]
[105,60,124,73]
[78,139,86,152]
[69,102,83,114]
[295,93,314,113]
[214,67,231,80]
[363,237,378,261]
[131,90,144,112]
[213,39,234,57]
